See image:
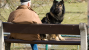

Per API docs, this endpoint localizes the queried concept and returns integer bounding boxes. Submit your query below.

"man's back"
[8,5,41,24]
[8,5,42,41]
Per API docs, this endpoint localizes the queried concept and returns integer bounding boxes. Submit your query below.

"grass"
[62,2,87,24]
[0,2,87,24]
[32,2,87,24]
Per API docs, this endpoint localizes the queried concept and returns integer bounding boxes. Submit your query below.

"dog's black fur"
[42,0,65,24]
[40,0,65,40]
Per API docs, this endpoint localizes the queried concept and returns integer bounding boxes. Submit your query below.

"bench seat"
[4,36,80,45]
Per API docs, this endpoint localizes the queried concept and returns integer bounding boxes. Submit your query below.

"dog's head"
[50,0,64,15]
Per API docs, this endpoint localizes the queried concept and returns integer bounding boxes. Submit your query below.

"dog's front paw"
[58,35,65,41]
[55,36,60,41]
[60,37,65,41]
[41,39,48,41]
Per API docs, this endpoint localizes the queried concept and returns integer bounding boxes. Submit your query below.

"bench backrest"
[0,20,88,50]
[3,22,80,35]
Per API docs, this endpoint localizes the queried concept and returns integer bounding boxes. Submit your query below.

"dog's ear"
[60,0,64,4]
[53,0,58,3]
[54,0,56,2]
[54,0,57,2]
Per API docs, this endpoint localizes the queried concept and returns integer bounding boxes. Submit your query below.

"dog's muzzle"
[54,8,60,14]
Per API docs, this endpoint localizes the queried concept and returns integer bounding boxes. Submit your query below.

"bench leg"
[0,20,4,50]
[5,42,11,50]
[79,23,87,50]
[88,36,89,50]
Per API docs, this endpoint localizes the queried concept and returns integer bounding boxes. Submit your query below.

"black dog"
[41,0,65,41]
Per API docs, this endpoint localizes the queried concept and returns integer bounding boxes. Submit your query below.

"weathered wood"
[3,22,80,35]
[79,23,87,50]
[0,21,4,50]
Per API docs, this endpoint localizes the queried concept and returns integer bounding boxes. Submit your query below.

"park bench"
[0,20,88,50]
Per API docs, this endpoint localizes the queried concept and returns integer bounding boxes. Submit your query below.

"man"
[8,0,42,50]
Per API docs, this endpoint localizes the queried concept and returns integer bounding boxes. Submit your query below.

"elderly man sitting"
[8,0,42,50]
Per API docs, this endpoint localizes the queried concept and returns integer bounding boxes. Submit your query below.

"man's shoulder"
[10,10,19,15]
[25,9,36,14]
[10,8,37,16]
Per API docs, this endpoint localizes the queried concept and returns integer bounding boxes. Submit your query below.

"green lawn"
[33,2,87,24]
[62,2,87,24]
[0,2,87,24]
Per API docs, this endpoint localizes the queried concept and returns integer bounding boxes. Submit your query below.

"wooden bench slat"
[4,36,80,45]
[3,22,80,35]
[4,39,80,45]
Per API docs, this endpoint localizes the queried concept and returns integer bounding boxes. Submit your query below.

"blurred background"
[0,0,87,50]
